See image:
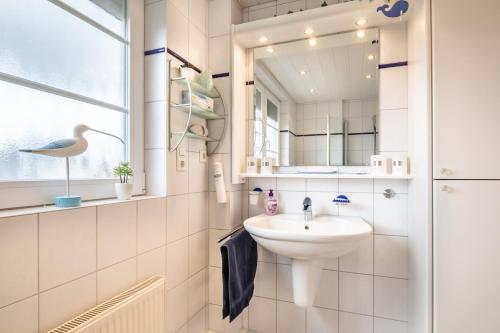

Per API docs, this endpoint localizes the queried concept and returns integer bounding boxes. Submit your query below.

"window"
[0,0,143,208]
[253,82,280,163]
[266,99,279,160]
[254,89,263,157]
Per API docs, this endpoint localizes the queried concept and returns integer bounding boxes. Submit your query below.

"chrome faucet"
[303,197,312,222]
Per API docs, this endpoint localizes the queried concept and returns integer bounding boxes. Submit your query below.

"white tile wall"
[255,261,277,298]
[339,272,373,315]
[144,0,213,330]
[374,276,407,321]
[378,23,409,161]
[0,196,200,332]
[167,194,189,243]
[307,307,339,333]
[39,208,97,291]
[39,273,97,332]
[209,0,231,37]
[145,101,167,149]
[97,257,137,302]
[277,300,306,333]
[249,296,277,333]
[0,296,38,333]
[339,311,373,333]
[166,237,189,289]
[137,244,167,280]
[145,0,166,51]
[189,230,209,275]
[166,1,189,58]
[166,281,189,332]
[374,317,407,333]
[206,5,409,333]
[97,202,137,269]
[188,268,208,318]
[137,197,167,253]
[238,177,408,332]
[0,215,38,308]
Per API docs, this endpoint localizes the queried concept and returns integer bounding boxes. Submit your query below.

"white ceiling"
[257,40,379,103]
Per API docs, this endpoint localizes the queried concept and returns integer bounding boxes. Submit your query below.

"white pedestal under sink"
[244,214,372,307]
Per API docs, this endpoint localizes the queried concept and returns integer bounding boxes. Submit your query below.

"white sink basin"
[244,214,372,307]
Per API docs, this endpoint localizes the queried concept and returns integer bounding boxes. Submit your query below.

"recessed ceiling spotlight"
[356,18,367,26]
[355,30,366,38]
[305,27,314,35]
[309,38,317,46]
[367,54,375,60]
[366,74,372,79]
[259,36,268,43]
[266,46,274,53]
[310,88,315,93]
[300,70,306,75]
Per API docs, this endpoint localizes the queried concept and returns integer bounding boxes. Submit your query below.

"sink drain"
[304,225,309,230]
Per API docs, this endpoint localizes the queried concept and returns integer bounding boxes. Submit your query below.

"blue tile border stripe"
[379,61,408,69]
[144,47,165,56]
[145,47,229,79]
[213,72,230,79]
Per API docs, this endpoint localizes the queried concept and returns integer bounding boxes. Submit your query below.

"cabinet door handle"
[440,168,451,176]
[440,185,452,192]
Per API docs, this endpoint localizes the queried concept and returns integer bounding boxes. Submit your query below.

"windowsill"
[0,195,164,219]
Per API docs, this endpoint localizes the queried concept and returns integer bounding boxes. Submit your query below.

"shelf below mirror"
[240,173,412,180]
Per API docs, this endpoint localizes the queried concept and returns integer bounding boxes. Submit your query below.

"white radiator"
[47,276,165,333]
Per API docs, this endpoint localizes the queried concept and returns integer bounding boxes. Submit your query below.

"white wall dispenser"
[260,157,273,174]
[246,156,259,174]
[249,188,263,206]
[213,161,227,203]
[392,156,409,176]
[371,155,392,175]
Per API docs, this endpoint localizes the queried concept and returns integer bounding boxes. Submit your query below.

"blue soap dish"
[333,195,350,205]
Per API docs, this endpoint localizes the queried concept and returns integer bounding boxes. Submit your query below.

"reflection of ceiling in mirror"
[257,41,379,103]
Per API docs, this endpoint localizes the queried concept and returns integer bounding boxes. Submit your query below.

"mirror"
[250,29,379,166]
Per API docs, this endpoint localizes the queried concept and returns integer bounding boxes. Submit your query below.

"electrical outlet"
[199,150,207,162]
[177,148,187,172]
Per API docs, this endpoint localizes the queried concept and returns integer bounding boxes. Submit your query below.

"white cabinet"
[433,0,500,179]
[434,180,500,332]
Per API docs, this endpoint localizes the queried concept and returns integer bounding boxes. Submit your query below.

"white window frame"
[0,0,145,210]
[254,80,281,165]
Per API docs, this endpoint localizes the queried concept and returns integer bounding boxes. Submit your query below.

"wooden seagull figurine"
[19,124,124,207]
[19,124,124,157]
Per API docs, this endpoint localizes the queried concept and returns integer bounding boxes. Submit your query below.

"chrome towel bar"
[217,225,244,243]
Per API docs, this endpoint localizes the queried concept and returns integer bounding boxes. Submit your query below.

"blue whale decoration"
[377,0,409,18]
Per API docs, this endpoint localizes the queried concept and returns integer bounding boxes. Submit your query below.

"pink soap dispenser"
[265,190,278,215]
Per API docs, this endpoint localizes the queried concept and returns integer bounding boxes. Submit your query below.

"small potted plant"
[113,161,133,200]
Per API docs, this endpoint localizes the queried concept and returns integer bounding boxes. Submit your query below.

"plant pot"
[115,183,133,200]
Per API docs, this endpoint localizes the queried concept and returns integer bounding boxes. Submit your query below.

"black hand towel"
[221,229,258,322]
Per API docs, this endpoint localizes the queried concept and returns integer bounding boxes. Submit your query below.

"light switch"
[177,148,186,172]
[199,150,207,162]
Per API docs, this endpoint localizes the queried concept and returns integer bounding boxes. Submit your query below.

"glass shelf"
[172,132,218,142]
[171,77,220,98]
[171,103,224,120]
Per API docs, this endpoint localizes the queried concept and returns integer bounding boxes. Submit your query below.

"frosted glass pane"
[0,0,126,106]
[0,81,125,181]
[62,0,126,36]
